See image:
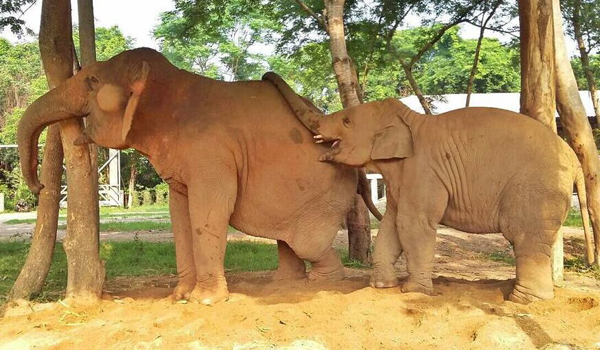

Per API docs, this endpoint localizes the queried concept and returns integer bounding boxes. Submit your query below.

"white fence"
[366,173,385,204]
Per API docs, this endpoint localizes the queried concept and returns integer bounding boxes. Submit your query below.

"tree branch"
[292,0,327,31]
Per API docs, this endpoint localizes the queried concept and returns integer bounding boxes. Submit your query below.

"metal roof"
[400,91,599,117]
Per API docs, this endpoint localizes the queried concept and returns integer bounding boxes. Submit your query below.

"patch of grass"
[4,218,39,225]
[564,208,583,227]
[338,248,371,269]
[565,256,600,279]
[58,221,173,232]
[4,210,171,225]
[0,240,375,305]
[225,242,278,272]
[485,251,516,266]
[0,242,67,304]
[0,241,280,304]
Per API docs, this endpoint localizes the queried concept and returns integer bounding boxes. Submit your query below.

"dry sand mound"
[1,269,599,350]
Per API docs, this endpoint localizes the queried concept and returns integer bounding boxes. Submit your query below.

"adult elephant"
[17,48,381,305]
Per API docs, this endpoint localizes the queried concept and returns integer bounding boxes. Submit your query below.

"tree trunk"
[78,0,100,185]
[8,126,63,301]
[466,1,500,107]
[553,0,600,266]
[571,0,600,124]
[518,0,557,131]
[127,155,138,209]
[324,0,371,263]
[402,62,432,114]
[40,0,104,302]
[518,0,563,281]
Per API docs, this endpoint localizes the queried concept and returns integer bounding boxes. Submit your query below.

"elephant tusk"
[314,135,323,139]
[315,139,324,144]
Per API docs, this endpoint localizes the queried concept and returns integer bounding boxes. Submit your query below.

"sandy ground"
[1,213,599,349]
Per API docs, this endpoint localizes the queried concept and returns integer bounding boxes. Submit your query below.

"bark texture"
[324,0,371,263]
[40,0,104,301]
[78,0,100,183]
[519,0,557,131]
[518,0,564,281]
[8,126,63,301]
[553,0,600,265]
[571,0,600,124]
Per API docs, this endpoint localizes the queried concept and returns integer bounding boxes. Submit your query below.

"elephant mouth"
[313,134,341,149]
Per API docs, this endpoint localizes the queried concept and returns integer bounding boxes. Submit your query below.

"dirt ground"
[1,227,599,349]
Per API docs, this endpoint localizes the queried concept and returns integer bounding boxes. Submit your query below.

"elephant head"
[17,48,161,194]
[263,72,414,167]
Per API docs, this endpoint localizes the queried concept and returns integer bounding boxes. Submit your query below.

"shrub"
[142,189,154,206]
[154,182,168,205]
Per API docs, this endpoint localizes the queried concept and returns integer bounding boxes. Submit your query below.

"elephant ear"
[121,61,150,142]
[370,117,414,160]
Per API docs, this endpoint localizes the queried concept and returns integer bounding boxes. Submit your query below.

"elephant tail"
[358,169,383,221]
[574,166,595,265]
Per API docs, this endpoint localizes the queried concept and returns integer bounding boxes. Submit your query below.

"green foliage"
[268,43,342,112]
[485,251,516,266]
[571,54,600,90]
[73,26,134,62]
[564,208,584,227]
[154,0,273,80]
[400,27,521,95]
[0,26,136,210]
[142,189,154,206]
[154,182,169,205]
[0,0,37,35]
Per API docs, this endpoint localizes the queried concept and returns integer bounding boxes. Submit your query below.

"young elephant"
[263,72,595,304]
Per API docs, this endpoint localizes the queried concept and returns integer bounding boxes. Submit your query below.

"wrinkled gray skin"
[264,72,592,304]
[17,48,383,305]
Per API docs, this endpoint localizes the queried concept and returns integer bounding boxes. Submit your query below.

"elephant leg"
[187,170,237,305]
[273,240,307,280]
[306,247,345,282]
[396,214,436,295]
[505,227,557,304]
[169,187,196,300]
[396,189,447,295]
[370,209,402,288]
[289,223,344,282]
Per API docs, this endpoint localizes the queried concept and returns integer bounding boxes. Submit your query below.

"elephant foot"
[401,279,433,295]
[307,266,345,282]
[509,284,554,304]
[370,267,399,288]
[172,281,195,301]
[189,277,229,305]
[272,267,307,281]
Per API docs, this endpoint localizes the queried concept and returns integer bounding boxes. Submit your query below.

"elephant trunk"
[262,72,324,134]
[17,77,88,194]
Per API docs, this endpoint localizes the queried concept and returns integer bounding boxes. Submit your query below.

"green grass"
[58,221,173,232]
[0,240,370,305]
[565,256,600,279]
[4,218,39,225]
[484,251,516,266]
[564,208,583,227]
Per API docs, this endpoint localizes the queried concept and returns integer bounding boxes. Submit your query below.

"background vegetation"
[0,0,598,211]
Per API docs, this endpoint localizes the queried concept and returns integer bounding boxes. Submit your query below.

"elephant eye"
[343,117,351,128]
[86,76,99,91]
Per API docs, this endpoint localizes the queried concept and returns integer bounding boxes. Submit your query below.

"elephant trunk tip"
[29,182,44,195]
